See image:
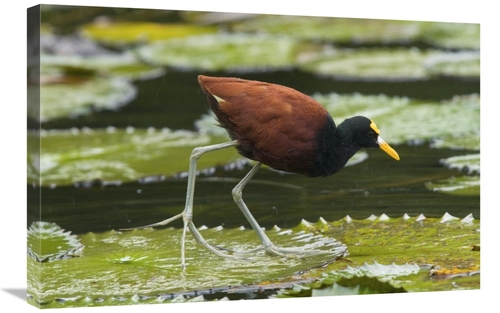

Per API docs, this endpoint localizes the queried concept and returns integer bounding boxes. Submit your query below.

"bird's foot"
[226,242,337,259]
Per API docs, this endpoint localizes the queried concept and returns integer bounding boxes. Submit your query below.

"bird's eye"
[367,131,375,138]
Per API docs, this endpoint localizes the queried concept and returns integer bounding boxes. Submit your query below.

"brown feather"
[198,75,331,174]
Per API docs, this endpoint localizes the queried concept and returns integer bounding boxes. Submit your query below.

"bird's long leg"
[231,163,326,257]
[123,140,244,270]
[180,140,258,269]
[230,162,272,251]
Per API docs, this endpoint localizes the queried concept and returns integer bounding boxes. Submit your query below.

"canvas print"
[27,4,480,309]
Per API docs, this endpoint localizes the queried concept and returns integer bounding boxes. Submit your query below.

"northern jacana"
[128,75,400,270]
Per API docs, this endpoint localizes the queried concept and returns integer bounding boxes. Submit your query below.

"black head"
[343,116,400,160]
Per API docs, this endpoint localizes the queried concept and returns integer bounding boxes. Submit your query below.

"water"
[30,134,479,235]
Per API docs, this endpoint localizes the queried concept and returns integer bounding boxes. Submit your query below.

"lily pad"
[278,262,419,297]
[27,221,83,262]
[418,21,480,50]
[300,48,478,80]
[136,33,305,71]
[439,154,480,175]
[424,51,480,78]
[27,222,347,307]
[34,77,136,123]
[232,15,479,49]
[340,262,421,280]
[233,16,422,44]
[322,213,479,272]
[81,22,218,46]
[425,175,480,196]
[431,153,481,195]
[27,213,479,307]
[278,214,480,295]
[30,127,238,186]
[41,52,165,81]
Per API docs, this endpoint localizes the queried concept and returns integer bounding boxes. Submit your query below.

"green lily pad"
[27,214,479,307]
[279,214,480,296]
[339,262,421,280]
[425,175,480,196]
[136,33,305,71]
[431,153,481,195]
[440,154,480,175]
[425,51,480,78]
[278,262,419,297]
[34,77,136,123]
[27,221,83,262]
[322,213,479,272]
[232,15,479,49]
[430,135,480,151]
[233,16,421,44]
[81,22,218,46]
[41,52,165,81]
[418,21,480,50]
[27,221,347,307]
[30,127,238,186]
[300,48,478,80]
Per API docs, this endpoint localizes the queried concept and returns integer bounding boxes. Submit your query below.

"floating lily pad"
[34,77,137,123]
[339,262,421,280]
[136,33,305,71]
[439,154,480,175]
[425,154,481,195]
[283,214,480,295]
[300,48,478,80]
[27,221,83,262]
[81,22,218,46]
[377,96,479,148]
[278,262,419,297]
[30,127,237,186]
[232,15,479,49]
[27,222,347,307]
[418,21,480,50]
[425,175,480,196]
[41,52,165,81]
[424,51,480,78]
[27,213,479,307]
[233,16,421,44]
[313,92,410,123]
[321,213,479,272]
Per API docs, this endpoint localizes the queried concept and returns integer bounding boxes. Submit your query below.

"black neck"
[309,116,360,177]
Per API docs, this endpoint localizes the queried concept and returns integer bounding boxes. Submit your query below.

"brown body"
[198,75,331,175]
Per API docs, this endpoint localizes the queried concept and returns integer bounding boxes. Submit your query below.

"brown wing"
[198,75,331,174]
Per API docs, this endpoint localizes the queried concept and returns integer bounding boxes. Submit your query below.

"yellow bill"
[377,136,400,161]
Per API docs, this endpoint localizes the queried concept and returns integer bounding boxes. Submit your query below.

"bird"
[126,75,400,270]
